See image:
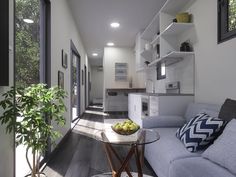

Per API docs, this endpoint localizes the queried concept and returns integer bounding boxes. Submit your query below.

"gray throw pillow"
[218,98,236,121]
[202,119,236,175]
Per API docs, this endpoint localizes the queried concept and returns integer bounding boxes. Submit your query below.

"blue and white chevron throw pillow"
[176,112,226,152]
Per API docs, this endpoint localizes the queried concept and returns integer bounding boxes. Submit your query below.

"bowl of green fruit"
[111,120,140,135]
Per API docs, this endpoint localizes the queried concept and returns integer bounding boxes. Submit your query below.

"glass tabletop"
[96,128,160,146]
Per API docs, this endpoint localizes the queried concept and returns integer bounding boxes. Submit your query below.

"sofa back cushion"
[185,103,220,122]
[176,112,226,152]
[202,119,236,175]
[218,98,236,121]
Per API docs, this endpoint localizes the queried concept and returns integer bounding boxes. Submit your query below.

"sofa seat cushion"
[169,157,235,177]
[145,128,201,177]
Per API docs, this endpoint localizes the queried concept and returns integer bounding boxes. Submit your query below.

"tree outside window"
[218,0,236,43]
[15,0,40,88]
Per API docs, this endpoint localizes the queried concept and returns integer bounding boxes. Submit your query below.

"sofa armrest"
[142,116,186,128]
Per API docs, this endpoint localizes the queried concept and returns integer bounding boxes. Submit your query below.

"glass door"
[71,52,80,121]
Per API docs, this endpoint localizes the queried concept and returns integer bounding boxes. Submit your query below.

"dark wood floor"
[43,107,157,177]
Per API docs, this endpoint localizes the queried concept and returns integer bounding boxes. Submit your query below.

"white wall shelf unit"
[140,49,153,60]
[160,0,196,15]
[161,23,194,36]
[148,51,194,67]
[150,34,160,46]
[140,13,160,41]
[148,58,161,67]
[135,0,195,72]
[161,51,194,66]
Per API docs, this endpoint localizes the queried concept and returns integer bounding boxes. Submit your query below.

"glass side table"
[96,129,160,177]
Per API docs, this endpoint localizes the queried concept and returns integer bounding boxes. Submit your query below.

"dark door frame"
[70,40,81,122]
[84,65,87,109]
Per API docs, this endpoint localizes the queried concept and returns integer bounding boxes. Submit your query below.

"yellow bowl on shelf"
[176,12,190,23]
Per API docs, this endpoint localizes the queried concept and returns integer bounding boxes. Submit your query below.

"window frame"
[156,63,166,80]
[218,0,236,43]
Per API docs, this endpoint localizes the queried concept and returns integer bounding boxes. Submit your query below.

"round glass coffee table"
[96,129,160,177]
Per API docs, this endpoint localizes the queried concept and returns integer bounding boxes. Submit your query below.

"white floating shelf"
[161,0,196,15]
[140,49,153,60]
[148,58,161,67]
[150,35,160,47]
[141,12,160,41]
[162,51,194,66]
[161,23,194,36]
[147,51,194,67]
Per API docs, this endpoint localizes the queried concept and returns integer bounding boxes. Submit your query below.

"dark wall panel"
[0,0,9,86]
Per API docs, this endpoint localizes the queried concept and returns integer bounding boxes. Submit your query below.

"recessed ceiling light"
[92,53,98,56]
[110,22,120,28]
[107,42,114,46]
[23,19,34,24]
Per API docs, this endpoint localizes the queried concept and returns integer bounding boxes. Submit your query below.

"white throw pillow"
[202,119,236,175]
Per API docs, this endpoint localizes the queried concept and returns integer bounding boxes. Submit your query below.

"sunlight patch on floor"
[89,105,104,109]
[85,110,109,116]
[44,166,63,177]
[73,119,128,140]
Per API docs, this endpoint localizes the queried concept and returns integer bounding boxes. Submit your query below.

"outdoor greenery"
[0,84,67,177]
[16,0,40,88]
[229,0,236,31]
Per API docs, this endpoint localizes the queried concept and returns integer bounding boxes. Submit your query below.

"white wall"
[189,0,236,104]
[90,66,104,103]
[0,0,14,176]
[103,47,144,89]
[50,0,89,142]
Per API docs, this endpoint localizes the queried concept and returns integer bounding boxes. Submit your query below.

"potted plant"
[0,84,67,177]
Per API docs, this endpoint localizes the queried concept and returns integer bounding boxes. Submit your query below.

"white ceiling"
[68,0,167,66]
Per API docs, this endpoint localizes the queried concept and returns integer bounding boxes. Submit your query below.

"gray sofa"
[144,102,236,177]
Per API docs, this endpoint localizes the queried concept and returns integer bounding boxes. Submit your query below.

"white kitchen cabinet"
[128,94,142,125]
[128,93,194,127]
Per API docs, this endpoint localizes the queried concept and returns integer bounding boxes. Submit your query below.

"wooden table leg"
[109,145,133,177]
[117,146,135,176]
[134,145,143,177]
[103,144,117,177]
[139,145,145,168]
[103,143,134,177]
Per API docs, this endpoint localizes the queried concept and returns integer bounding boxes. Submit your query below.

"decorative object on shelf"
[0,84,67,177]
[180,41,192,52]
[111,119,140,135]
[144,61,150,65]
[176,12,191,23]
[58,71,64,89]
[62,49,68,69]
[145,43,152,51]
[115,63,128,81]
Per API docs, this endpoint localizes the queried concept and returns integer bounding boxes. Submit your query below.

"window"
[218,0,236,43]
[156,63,166,80]
[15,0,51,176]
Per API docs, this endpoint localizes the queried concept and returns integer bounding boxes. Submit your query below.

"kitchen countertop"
[129,92,194,96]
[106,88,146,91]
